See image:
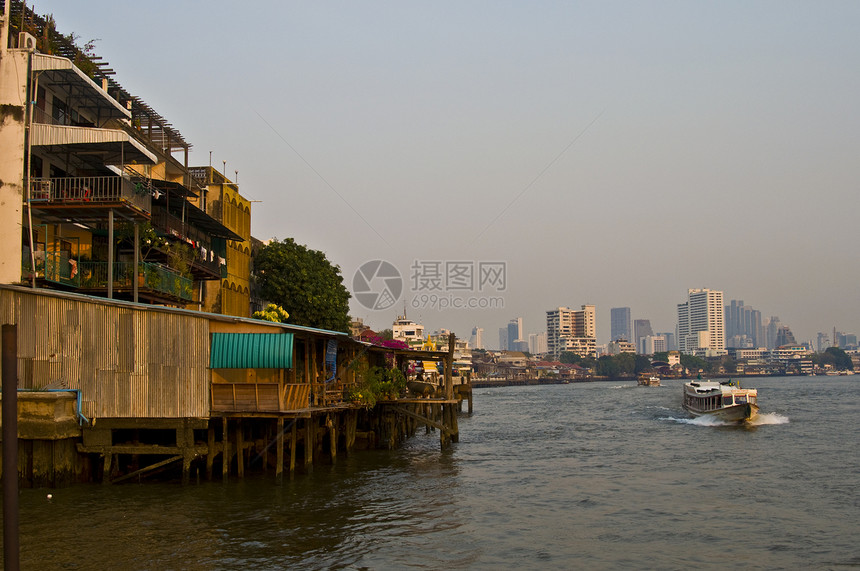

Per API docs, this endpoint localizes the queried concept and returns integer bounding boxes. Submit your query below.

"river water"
[11,376,860,570]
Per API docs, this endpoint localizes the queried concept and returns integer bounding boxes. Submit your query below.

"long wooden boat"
[683,379,759,422]
[638,374,661,386]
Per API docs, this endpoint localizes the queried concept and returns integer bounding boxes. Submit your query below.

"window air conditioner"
[18,32,37,51]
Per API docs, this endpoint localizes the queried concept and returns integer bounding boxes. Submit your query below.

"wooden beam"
[110,455,182,485]
[388,405,451,435]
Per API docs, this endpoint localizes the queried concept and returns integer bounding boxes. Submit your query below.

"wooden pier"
[0,286,470,486]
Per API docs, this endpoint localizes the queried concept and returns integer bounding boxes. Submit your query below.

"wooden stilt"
[236,420,245,479]
[276,417,284,483]
[222,418,229,481]
[102,452,113,484]
[305,418,314,468]
[328,415,337,462]
[206,424,215,481]
[290,421,297,475]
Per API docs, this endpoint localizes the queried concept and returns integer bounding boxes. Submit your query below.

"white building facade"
[546,305,596,358]
[677,288,725,356]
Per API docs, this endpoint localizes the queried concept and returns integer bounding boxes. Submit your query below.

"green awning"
[209,333,294,369]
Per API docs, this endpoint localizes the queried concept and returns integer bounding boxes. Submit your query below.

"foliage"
[559,351,580,364]
[252,304,290,323]
[560,351,596,369]
[254,238,351,332]
[811,347,853,370]
[377,328,394,340]
[680,353,710,374]
[345,364,407,407]
[651,352,669,363]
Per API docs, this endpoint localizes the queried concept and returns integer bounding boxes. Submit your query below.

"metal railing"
[23,251,81,287]
[30,176,151,214]
[78,261,193,301]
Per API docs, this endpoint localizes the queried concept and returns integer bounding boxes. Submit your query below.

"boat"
[683,379,759,422]
[638,374,661,386]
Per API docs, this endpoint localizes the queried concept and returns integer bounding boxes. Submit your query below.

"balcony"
[30,176,152,217]
[77,261,193,301]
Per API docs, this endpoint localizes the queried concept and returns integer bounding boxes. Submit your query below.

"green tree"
[634,355,652,374]
[814,347,853,370]
[680,353,709,375]
[254,238,351,332]
[559,351,580,364]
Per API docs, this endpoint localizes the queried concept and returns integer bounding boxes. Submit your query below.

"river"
[10,376,860,569]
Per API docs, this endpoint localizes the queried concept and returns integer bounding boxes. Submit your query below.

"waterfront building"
[392,314,425,346]
[677,288,725,356]
[610,307,632,342]
[0,8,241,308]
[192,167,253,317]
[546,305,596,359]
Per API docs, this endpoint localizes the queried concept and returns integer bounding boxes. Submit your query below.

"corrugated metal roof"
[210,333,294,369]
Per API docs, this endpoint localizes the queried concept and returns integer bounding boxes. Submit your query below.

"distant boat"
[638,374,660,386]
[683,379,759,422]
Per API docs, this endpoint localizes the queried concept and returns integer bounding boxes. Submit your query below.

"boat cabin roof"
[686,380,757,396]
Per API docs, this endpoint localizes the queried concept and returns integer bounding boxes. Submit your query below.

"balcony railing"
[23,250,81,287]
[30,176,151,214]
[78,261,193,301]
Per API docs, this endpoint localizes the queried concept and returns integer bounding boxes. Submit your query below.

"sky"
[36,1,860,348]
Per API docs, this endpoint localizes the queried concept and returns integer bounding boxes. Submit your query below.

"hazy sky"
[39,1,860,347]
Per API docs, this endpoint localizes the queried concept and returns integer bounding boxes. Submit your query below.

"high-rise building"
[725,300,764,348]
[470,327,484,350]
[677,288,725,355]
[498,327,508,352]
[528,332,548,355]
[775,325,797,347]
[634,319,654,353]
[546,305,596,358]
[610,307,632,342]
[641,334,667,355]
[506,318,523,351]
[766,317,781,350]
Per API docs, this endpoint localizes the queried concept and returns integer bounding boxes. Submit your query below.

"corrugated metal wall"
[0,289,210,419]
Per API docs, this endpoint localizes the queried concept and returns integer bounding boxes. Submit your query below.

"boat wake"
[661,412,789,427]
[749,412,789,426]
[662,415,733,427]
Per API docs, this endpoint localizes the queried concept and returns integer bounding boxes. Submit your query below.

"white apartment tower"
[546,305,596,358]
[677,288,725,356]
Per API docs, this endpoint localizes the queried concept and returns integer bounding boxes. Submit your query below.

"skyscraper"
[634,319,654,353]
[507,318,523,351]
[610,307,632,342]
[677,288,725,355]
[470,327,484,350]
[725,300,764,348]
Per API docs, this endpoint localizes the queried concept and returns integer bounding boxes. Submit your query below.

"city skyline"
[40,1,860,345]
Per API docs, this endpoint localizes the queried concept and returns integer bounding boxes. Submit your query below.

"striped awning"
[209,333,294,369]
